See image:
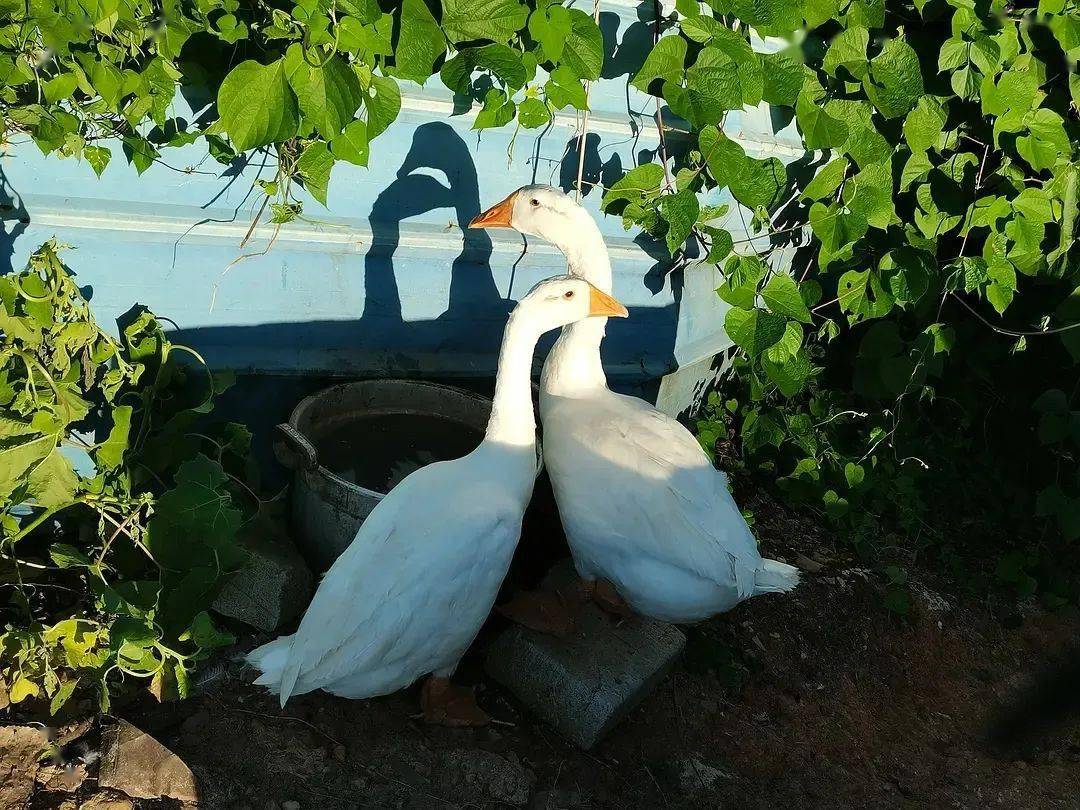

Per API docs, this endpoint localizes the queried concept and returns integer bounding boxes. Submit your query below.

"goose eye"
[530,198,540,207]
[563,290,575,299]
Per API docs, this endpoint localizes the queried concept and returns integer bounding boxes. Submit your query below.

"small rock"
[433,749,531,806]
[0,726,45,808]
[213,531,313,632]
[35,761,87,793]
[675,756,729,794]
[98,719,198,804]
[795,553,824,573]
[80,793,135,810]
[485,560,686,750]
[282,801,300,810]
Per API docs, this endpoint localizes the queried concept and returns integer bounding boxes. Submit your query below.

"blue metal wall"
[0,0,804,390]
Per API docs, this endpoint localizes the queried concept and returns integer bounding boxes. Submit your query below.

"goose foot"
[591,578,635,619]
[497,589,575,637]
[420,676,490,727]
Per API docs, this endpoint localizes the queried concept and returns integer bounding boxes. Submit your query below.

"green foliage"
[0,0,605,219]
[0,242,251,713]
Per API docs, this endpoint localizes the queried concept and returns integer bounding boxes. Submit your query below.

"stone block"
[213,533,313,632]
[485,561,685,750]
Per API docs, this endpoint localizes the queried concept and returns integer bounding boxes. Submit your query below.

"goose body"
[247,276,627,717]
[473,186,798,624]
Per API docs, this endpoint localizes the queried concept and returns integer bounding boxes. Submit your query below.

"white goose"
[247,276,628,723]
[471,185,799,624]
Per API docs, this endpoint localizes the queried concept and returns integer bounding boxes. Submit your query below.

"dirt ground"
[12,489,1080,810]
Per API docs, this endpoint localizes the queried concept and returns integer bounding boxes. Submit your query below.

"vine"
[0,241,254,712]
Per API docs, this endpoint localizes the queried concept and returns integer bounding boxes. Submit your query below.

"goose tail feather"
[245,635,293,694]
[753,558,800,595]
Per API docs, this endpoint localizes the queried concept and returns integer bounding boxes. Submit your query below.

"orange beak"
[588,285,628,318]
[469,191,518,229]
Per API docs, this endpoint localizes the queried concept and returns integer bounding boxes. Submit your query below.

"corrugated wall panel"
[0,0,804,388]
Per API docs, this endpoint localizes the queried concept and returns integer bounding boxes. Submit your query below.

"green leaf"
[802,157,848,200]
[364,74,401,139]
[517,97,550,129]
[716,254,767,308]
[985,261,1016,313]
[330,119,369,165]
[725,308,789,356]
[440,44,527,94]
[145,454,244,572]
[658,190,699,255]
[631,35,686,94]
[762,349,812,397]
[759,51,803,106]
[9,675,40,703]
[441,0,528,44]
[49,543,92,568]
[392,0,445,83]
[284,47,364,141]
[561,8,604,81]
[337,15,394,59]
[472,87,516,129]
[823,26,869,79]
[1016,108,1070,172]
[0,427,57,503]
[84,145,111,177]
[185,611,236,652]
[761,274,811,323]
[731,156,787,211]
[796,93,849,151]
[545,65,588,110]
[601,163,664,210]
[864,36,923,118]
[49,679,78,715]
[528,4,570,62]
[882,247,934,305]
[297,141,335,206]
[765,320,803,362]
[838,268,894,323]
[844,462,865,488]
[810,200,867,267]
[216,59,299,152]
[903,96,947,154]
[44,73,78,103]
[95,405,132,470]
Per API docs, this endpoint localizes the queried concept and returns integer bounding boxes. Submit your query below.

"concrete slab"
[485,561,686,750]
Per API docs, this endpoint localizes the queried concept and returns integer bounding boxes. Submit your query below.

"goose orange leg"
[420,676,489,727]
[497,589,575,637]
[587,578,635,619]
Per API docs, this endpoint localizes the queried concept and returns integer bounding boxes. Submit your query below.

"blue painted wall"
[0,0,805,391]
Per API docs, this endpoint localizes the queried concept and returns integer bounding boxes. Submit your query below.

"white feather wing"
[543,391,761,594]
[277,458,517,703]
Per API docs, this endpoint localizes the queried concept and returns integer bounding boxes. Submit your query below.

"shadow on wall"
[0,123,680,451]
[169,122,679,384]
[0,166,29,275]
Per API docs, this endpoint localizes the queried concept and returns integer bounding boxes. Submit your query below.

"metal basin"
[274,379,540,572]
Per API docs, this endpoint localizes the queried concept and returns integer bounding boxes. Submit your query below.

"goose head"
[514,276,627,333]
[470,186,612,292]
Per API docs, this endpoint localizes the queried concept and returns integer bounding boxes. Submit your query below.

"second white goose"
[471,185,799,624]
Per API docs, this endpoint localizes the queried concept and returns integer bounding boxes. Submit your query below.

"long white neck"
[541,213,612,397]
[484,309,540,447]
[551,210,612,293]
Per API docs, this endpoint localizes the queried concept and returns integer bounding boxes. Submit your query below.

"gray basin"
[274,379,539,572]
